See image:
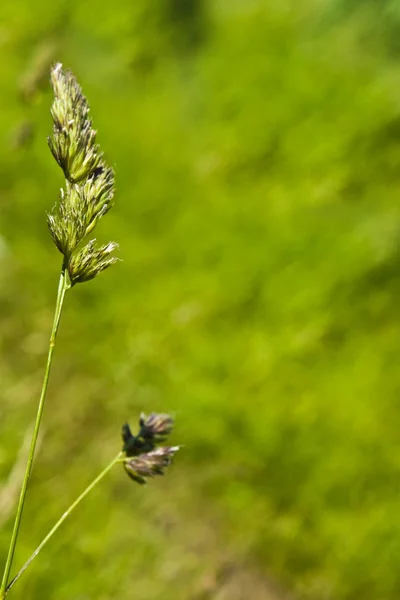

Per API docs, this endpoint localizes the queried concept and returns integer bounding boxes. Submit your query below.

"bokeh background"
[1,1,400,599]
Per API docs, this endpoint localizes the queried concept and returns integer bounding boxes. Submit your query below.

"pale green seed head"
[47,63,119,283]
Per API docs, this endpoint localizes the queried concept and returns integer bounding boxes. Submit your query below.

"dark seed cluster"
[122,414,178,485]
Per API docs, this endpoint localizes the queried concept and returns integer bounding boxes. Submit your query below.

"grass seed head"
[121,414,179,484]
[47,63,118,282]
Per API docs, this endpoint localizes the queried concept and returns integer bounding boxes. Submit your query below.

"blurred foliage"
[1,1,400,599]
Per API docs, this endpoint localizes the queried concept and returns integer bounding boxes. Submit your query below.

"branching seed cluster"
[47,63,118,285]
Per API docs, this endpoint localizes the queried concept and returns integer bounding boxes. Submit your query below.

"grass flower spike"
[47,63,117,281]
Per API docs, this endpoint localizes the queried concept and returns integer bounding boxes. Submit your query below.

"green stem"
[0,265,70,599]
[6,453,123,595]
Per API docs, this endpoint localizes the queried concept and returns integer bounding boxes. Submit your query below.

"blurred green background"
[1,1,400,598]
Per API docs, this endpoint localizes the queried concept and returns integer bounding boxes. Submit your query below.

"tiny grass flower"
[67,240,119,285]
[123,447,180,485]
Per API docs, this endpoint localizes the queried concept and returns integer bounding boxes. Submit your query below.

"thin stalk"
[6,453,123,595]
[0,265,70,599]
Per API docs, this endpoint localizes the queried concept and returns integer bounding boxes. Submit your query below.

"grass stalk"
[5,453,123,595]
[0,263,70,599]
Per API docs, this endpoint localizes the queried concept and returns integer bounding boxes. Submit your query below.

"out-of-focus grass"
[1,1,400,599]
